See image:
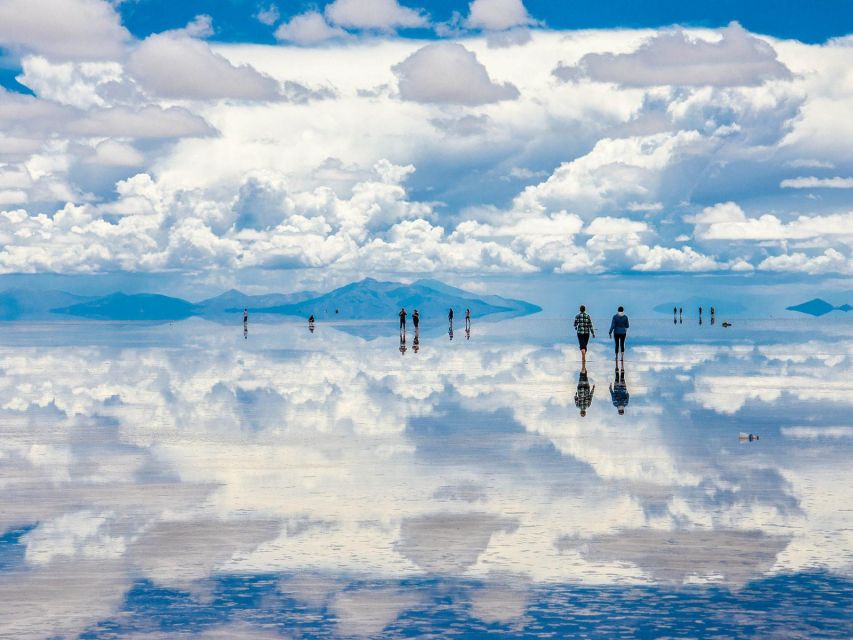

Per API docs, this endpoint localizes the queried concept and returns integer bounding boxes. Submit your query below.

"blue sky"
[116,0,853,44]
[0,0,852,293]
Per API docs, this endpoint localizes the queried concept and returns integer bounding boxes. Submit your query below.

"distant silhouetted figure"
[413,309,419,331]
[448,308,454,323]
[574,304,595,366]
[679,307,683,324]
[308,314,315,333]
[739,432,759,442]
[610,367,629,415]
[575,367,595,417]
[399,307,406,334]
[710,306,716,325]
[609,306,629,363]
[243,308,248,323]
[465,308,471,330]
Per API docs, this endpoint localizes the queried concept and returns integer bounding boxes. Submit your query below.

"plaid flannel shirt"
[574,312,595,336]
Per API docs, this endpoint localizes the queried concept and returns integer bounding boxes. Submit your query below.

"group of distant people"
[396,307,471,353]
[673,305,716,325]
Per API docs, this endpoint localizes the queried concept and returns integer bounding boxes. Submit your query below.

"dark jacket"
[609,313,629,336]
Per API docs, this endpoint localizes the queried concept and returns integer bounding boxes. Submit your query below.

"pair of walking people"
[573,304,630,364]
[399,308,419,333]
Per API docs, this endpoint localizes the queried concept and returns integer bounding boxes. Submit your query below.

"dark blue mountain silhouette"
[245,278,541,320]
[786,298,851,317]
[53,293,196,320]
[0,289,93,320]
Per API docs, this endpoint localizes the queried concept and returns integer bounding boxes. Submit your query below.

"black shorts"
[577,333,590,350]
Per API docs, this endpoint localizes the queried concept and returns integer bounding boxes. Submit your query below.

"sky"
[0,0,852,294]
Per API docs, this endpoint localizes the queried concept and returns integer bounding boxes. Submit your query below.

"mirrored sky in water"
[1,313,852,639]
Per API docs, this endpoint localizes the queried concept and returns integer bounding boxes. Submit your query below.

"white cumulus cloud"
[393,42,520,105]
[127,34,281,100]
[554,22,792,87]
[275,12,348,46]
[325,0,428,30]
[465,0,533,31]
[0,0,129,60]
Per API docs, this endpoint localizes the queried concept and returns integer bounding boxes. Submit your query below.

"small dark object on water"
[739,432,759,442]
[721,321,732,327]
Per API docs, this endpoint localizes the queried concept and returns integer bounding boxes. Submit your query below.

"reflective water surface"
[1,317,852,639]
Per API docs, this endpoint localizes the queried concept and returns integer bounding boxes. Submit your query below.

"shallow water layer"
[0,316,851,639]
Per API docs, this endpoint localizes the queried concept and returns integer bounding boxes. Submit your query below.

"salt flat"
[0,316,851,639]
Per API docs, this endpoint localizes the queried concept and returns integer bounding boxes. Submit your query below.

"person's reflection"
[413,331,420,354]
[465,326,470,340]
[448,319,454,341]
[243,321,248,340]
[308,314,315,333]
[574,367,595,417]
[399,332,407,355]
[610,366,629,415]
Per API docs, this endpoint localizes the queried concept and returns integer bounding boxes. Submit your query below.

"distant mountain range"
[246,278,540,321]
[786,298,853,317]
[0,279,540,322]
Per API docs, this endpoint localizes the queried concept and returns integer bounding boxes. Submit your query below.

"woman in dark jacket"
[608,306,630,362]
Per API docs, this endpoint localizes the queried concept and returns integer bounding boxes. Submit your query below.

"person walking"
[573,304,595,366]
[413,309,419,332]
[448,307,454,324]
[399,307,406,334]
[608,306,629,363]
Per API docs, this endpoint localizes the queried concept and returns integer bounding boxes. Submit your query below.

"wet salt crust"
[0,316,851,639]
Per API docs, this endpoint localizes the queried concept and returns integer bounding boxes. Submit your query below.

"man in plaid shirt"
[574,304,595,366]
